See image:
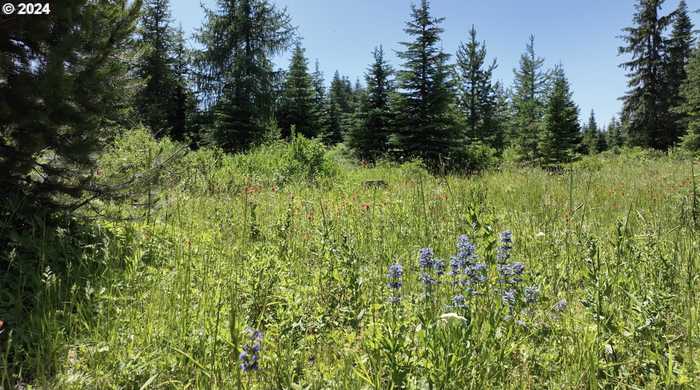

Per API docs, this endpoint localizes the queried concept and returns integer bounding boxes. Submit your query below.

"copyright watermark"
[2,3,50,15]
[2,3,15,15]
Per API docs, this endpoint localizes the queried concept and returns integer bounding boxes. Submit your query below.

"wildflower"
[498,264,514,280]
[387,263,403,304]
[433,258,446,276]
[524,286,539,304]
[387,263,404,289]
[452,294,467,308]
[466,263,487,284]
[456,235,476,261]
[419,273,437,286]
[502,289,517,306]
[418,248,434,270]
[553,299,568,313]
[511,262,525,276]
[239,327,263,372]
[449,256,461,277]
[497,230,513,262]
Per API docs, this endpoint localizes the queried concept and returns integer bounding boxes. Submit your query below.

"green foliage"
[538,66,582,165]
[619,0,674,149]
[135,0,196,142]
[392,0,460,168]
[455,26,500,148]
[346,46,395,162]
[582,110,600,154]
[679,44,700,151]
[511,35,549,161]
[281,133,340,183]
[5,150,699,388]
[277,45,321,139]
[666,0,696,143]
[194,0,294,151]
[0,0,142,217]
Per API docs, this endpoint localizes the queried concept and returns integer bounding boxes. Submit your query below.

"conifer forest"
[1,0,700,388]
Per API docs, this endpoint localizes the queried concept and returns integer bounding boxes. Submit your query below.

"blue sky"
[170,0,698,126]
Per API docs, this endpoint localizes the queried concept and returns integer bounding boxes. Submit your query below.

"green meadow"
[2,131,699,388]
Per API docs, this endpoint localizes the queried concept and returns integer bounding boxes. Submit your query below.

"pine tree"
[277,44,320,139]
[512,35,549,161]
[490,82,511,152]
[455,26,498,146]
[323,71,361,145]
[0,0,142,213]
[666,0,695,142]
[194,0,294,151]
[619,0,674,149]
[606,116,625,148]
[582,110,600,154]
[596,128,609,153]
[136,0,193,140]
[538,66,581,165]
[392,0,459,166]
[169,26,199,144]
[346,46,395,161]
[679,44,700,150]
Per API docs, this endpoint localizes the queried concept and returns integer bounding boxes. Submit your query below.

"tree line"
[133,0,699,166]
[1,0,699,217]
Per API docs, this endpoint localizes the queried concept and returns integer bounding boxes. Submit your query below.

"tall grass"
[1,131,698,388]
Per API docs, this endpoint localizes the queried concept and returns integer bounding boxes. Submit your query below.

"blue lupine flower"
[418,248,434,270]
[433,258,446,276]
[502,289,517,306]
[387,263,403,303]
[387,263,404,289]
[498,264,514,279]
[511,262,525,275]
[466,263,488,284]
[240,327,263,372]
[456,235,476,258]
[452,294,467,308]
[449,256,461,277]
[420,273,437,286]
[524,286,539,304]
[497,231,513,262]
[553,299,568,313]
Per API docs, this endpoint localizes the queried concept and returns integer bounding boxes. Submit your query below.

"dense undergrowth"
[1,129,699,388]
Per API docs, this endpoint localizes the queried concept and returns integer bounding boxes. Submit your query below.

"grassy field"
[2,131,699,389]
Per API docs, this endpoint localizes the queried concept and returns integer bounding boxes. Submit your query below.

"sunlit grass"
[2,142,699,388]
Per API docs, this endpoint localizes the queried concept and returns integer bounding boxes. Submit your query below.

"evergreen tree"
[136,0,193,140]
[169,26,199,144]
[194,0,294,151]
[606,116,625,148]
[392,0,459,166]
[346,46,395,161]
[538,66,581,165]
[512,35,549,161]
[0,0,142,213]
[679,44,700,150]
[490,82,511,152]
[618,0,674,149]
[323,71,360,145]
[455,26,499,146]
[277,44,320,139]
[596,128,609,153]
[329,71,353,113]
[666,0,695,141]
[582,110,600,154]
